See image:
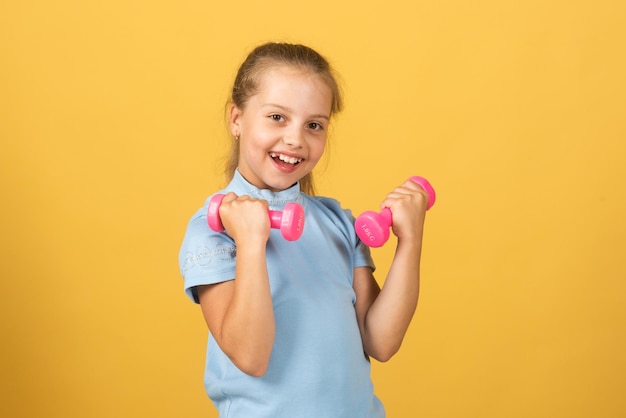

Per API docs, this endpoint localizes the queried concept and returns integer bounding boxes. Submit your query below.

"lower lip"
[271,156,301,174]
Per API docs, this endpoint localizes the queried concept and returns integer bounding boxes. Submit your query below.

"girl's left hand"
[380,179,429,242]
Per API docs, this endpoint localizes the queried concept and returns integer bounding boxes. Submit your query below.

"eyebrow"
[262,103,330,120]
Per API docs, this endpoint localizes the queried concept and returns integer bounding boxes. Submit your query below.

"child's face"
[230,65,332,192]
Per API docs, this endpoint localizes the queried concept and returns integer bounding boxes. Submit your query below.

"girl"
[179,42,429,418]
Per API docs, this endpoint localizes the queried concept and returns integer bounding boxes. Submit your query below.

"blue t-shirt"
[179,171,385,418]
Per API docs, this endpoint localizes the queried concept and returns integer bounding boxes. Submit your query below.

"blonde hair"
[224,42,343,195]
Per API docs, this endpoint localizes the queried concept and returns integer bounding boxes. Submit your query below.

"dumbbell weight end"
[355,176,436,248]
[207,194,305,241]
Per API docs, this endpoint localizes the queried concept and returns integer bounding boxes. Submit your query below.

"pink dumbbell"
[355,176,436,248]
[207,194,305,241]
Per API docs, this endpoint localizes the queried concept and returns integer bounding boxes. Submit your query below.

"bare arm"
[353,179,428,362]
[197,193,275,377]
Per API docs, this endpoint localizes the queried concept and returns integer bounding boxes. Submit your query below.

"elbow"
[369,347,398,363]
[231,354,271,377]
[366,341,401,363]
[239,362,269,378]
[219,331,275,377]
[372,353,392,363]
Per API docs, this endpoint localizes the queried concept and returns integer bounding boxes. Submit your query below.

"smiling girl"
[179,42,429,418]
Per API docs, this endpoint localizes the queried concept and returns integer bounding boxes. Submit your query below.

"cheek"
[244,127,275,149]
[239,139,263,166]
[310,139,327,160]
[241,131,269,153]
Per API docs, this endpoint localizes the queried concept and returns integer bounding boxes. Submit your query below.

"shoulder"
[304,194,358,235]
[306,194,352,217]
[303,193,376,272]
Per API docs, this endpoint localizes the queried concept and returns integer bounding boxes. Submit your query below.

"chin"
[267,182,296,192]
[265,176,300,192]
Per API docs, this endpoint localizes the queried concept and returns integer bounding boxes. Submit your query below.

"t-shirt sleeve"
[178,207,237,303]
[343,208,376,272]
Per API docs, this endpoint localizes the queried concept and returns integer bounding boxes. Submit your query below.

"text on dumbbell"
[360,224,375,241]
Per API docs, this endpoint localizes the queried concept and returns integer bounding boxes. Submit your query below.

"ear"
[228,103,242,137]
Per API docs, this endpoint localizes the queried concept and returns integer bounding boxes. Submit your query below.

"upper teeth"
[271,152,302,164]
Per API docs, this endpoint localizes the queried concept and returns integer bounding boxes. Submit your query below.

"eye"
[269,114,284,122]
[308,122,325,131]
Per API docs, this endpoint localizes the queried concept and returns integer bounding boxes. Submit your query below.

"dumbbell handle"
[207,194,305,241]
[268,211,287,229]
[355,176,436,248]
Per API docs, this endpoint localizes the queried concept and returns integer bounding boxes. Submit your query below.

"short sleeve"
[353,238,375,272]
[178,207,237,303]
[344,208,376,273]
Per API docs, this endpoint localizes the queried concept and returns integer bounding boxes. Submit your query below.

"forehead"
[257,64,329,94]
[250,65,332,111]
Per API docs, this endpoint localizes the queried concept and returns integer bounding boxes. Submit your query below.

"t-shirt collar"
[228,169,303,210]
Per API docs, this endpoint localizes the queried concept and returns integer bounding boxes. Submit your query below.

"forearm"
[221,243,275,376]
[363,239,421,361]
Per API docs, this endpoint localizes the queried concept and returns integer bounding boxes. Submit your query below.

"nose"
[283,126,304,148]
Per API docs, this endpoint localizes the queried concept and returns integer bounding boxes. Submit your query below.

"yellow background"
[2,1,625,417]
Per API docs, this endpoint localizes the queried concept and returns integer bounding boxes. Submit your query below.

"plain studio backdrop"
[1,1,625,417]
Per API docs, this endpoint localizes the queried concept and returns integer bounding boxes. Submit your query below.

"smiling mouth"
[270,152,303,165]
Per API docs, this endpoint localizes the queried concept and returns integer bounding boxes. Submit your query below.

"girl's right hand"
[217,192,271,244]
